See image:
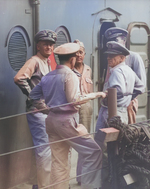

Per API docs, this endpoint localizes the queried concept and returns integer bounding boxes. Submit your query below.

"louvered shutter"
[8,32,27,71]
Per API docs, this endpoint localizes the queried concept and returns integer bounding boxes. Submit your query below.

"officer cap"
[105,27,128,40]
[73,39,85,49]
[34,30,57,43]
[54,43,80,55]
[104,41,130,56]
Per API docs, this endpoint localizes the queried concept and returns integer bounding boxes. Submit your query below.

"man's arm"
[14,59,37,96]
[65,72,106,105]
[129,52,146,88]
[29,82,49,114]
[132,73,145,100]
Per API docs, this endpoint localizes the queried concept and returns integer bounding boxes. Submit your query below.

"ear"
[70,57,74,63]
[70,57,76,68]
[69,57,73,66]
[120,55,125,61]
[36,42,40,51]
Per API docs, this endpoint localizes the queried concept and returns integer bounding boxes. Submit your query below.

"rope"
[1,89,150,121]
[1,116,150,157]
[0,132,96,157]
[108,116,150,189]
[0,101,80,121]
[40,166,106,189]
[1,90,150,188]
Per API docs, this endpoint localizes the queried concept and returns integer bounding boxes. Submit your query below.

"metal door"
[127,22,150,121]
[0,0,35,188]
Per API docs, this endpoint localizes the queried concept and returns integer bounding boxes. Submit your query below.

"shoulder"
[111,68,123,77]
[68,69,78,79]
[111,65,133,77]
[129,51,142,60]
[84,64,92,71]
[30,55,41,63]
[66,69,79,83]
[83,64,92,79]
[22,55,38,66]
[129,51,138,56]
[120,64,135,75]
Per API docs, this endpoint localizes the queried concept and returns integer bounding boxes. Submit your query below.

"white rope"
[0,132,96,157]
[41,167,104,189]
[0,96,99,121]
[1,118,150,157]
[0,101,76,121]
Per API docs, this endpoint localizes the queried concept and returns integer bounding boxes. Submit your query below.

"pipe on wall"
[31,0,40,54]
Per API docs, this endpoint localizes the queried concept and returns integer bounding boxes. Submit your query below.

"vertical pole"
[32,0,40,54]
[107,88,118,189]
[108,88,117,119]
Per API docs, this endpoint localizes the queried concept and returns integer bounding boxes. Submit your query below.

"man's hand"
[95,92,107,99]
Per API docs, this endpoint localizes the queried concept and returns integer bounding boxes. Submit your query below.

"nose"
[47,44,51,48]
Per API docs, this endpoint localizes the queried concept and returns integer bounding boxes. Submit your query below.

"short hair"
[58,53,76,64]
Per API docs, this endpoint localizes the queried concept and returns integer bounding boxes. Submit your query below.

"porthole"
[6,26,31,71]
[55,26,71,64]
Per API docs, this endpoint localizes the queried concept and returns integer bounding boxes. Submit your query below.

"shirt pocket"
[85,78,93,93]
[85,78,93,84]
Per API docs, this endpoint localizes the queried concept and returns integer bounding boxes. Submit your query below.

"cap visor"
[104,50,122,55]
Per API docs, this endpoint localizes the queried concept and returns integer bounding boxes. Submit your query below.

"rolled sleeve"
[14,59,37,96]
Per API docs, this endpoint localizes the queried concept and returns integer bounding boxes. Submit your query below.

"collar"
[37,52,48,63]
[110,62,125,73]
[56,64,71,72]
[73,63,90,77]
[73,68,82,77]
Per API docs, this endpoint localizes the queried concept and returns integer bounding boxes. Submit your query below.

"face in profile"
[107,54,124,68]
[37,40,54,58]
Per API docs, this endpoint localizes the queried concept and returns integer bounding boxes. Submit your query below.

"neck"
[60,60,72,69]
[37,51,48,60]
[75,62,84,73]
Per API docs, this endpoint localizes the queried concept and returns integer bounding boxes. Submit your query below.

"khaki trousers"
[79,100,93,133]
[46,111,102,189]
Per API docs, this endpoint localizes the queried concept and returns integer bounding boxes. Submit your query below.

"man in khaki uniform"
[14,30,57,189]
[73,39,93,132]
[29,43,106,189]
[73,39,93,185]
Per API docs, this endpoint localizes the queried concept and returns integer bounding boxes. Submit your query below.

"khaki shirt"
[73,64,93,96]
[14,52,51,96]
[14,52,51,111]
